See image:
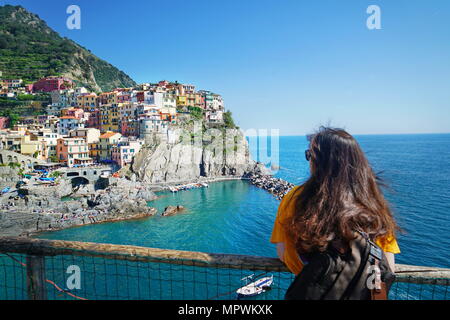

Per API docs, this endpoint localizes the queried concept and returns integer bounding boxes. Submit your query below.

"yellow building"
[20,135,46,160]
[100,104,120,132]
[89,142,100,161]
[96,91,118,107]
[77,93,98,108]
[99,132,122,160]
[176,95,187,107]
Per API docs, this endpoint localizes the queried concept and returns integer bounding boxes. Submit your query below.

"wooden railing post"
[26,255,47,300]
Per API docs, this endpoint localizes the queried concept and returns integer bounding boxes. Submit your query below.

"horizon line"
[244,132,450,137]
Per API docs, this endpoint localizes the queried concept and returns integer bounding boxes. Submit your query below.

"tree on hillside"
[223,111,236,129]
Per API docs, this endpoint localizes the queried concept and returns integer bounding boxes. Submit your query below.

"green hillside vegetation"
[0,5,136,91]
[0,93,50,127]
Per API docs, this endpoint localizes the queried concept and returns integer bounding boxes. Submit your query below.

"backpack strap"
[339,233,371,299]
[359,231,389,300]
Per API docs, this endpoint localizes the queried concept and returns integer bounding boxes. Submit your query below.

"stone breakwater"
[0,177,158,237]
[248,174,296,200]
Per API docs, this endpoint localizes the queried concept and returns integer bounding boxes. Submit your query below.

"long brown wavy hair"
[286,127,399,253]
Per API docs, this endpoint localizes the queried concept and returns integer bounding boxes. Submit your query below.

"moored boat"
[236,274,273,298]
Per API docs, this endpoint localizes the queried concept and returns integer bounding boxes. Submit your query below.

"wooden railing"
[0,237,449,300]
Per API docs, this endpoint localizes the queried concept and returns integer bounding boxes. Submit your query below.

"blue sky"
[3,0,450,135]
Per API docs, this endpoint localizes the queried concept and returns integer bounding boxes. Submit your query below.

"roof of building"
[99,132,120,139]
[59,116,78,120]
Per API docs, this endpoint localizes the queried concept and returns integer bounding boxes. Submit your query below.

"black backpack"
[284,232,396,300]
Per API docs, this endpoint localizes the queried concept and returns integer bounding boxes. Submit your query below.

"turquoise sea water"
[8,134,447,300]
[38,180,280,258]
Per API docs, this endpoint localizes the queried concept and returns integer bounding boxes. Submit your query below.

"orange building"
[56,137,92,167]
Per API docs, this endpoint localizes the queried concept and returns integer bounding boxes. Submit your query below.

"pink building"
[118,92,131,103]
[0,117,9,129]
[56,137,92,167]
[61,107,84,119]
[32,77,74,93]
[85,109,101,130]
[111,140,142,168]
[120,119,139,137]
[25,84,34,93]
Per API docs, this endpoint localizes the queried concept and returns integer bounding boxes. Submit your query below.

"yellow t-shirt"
[270,186,401,275]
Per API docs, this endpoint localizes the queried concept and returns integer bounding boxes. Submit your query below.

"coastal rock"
[248,173,295,200]
[132,129,269,184]
[0,177,159,237]
[74,184,95,196]
[162,205,185,217]
[19,179,73,199]
[0,167,20,189]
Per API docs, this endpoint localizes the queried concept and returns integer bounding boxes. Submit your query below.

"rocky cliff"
[0,177,158,237]
[0,166,20,190]
[131,128,269,184]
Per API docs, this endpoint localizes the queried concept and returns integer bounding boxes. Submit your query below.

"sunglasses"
[305,150,312,161]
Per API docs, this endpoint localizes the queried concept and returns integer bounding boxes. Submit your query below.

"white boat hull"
[236,276,273,297]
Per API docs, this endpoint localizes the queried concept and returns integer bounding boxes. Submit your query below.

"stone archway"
[71,177,90,188]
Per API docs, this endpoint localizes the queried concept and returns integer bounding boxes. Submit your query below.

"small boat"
[1,187,11,195]
[236,274,273,298]
[37,177,55,185]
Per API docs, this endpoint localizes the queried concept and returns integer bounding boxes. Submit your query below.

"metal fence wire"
[0,237,448,300]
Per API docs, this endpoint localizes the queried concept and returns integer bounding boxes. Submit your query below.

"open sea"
[7,134,447,300]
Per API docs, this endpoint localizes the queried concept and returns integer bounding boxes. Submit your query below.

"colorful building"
[77,93,98,108]
[85,109,101,130]
[205,110,224,123]
[69,128,101,144]
[61,107,85,119]
[185,92,204,109]
[19,135,46,159]
[58,116,85,136]
[176,95,188,107]
[160,107,177,124]
[36,131,61,160]
[56,137,92,167]
[111,140,142,168]
[139,113,169,142]
[3,79,23,90]
[0,117,9,129]
[182,84,196,94]
[89,142,100,161]
[163,90,177,109]
[98,132,122,161]
[100,104,120,132]
[32,77,74,93]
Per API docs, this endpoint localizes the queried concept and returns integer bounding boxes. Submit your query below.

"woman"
[271,127,400,278]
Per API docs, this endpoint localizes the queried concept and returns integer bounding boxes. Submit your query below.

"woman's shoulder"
[283,185,303,203]
[277,185,303,217]
[375,234,401,254]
